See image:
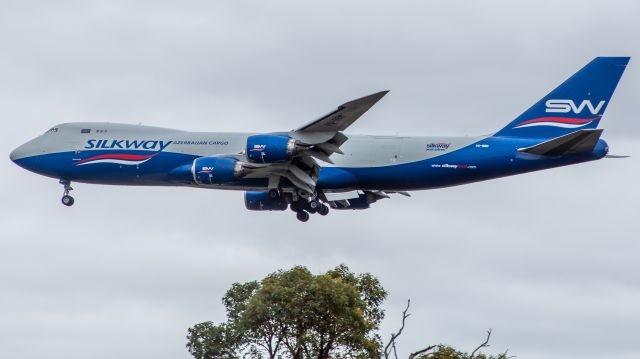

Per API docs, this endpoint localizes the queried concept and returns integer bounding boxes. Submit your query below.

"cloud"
[1,1,639,359]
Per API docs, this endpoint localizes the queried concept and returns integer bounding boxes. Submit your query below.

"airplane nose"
[10,144,27,163]
[10,140,47,173]
[9,147,19,162]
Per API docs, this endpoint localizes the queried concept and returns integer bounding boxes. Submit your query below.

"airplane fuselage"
[10,122,608,192]
[9,58,628,220]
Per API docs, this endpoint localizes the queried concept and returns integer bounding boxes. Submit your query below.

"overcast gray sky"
[1,1,639,358]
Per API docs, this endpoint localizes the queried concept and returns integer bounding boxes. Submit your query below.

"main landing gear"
[59,179,75,207]
[296,210,310,222]
[288,192,330,222]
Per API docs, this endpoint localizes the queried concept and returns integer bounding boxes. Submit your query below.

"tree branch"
[384,299,411,359]
[408,345,436,359]
[470,329,492,358]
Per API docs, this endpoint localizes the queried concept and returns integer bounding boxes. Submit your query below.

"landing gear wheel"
[291,199,310,212]
[307,200,319,210]
[317,204,329,216]
[59,179,75,207]
[296,210,310,222]
[61,195,74,206]
[268,188,280,199]
[290,201,302,212]
[307,199,320,213]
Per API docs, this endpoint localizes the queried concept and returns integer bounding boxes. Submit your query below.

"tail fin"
[494,57,629,138]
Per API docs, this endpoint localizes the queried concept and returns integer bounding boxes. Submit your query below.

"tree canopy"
[187,265,510,359]
[187,264,387,359]
[414,345,511,359]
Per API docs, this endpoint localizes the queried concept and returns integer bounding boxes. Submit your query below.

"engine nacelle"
[246,134,301,163]
[190,157,246,184]
[169,156,250,185]
[244,191,288,211]
[193,157,249,184]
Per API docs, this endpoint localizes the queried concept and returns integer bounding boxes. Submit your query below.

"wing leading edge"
[295,91,389,133]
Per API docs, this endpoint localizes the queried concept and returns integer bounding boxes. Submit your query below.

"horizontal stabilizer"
[518,129,603,156]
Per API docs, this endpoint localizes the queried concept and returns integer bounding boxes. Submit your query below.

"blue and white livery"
[10,57,629,221]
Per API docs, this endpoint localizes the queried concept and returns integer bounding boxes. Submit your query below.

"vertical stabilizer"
[494,57,629,138]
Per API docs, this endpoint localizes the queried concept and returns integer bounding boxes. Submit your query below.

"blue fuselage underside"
[14,136,607,191]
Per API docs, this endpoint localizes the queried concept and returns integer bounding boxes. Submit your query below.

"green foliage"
[187,265,511,359]
[414,345,510,359]
[187,265,387,359]
[186,322,239,359]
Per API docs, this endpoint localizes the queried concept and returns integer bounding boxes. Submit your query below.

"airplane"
[10,57,629,222]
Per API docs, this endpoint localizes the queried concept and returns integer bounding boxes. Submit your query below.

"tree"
[414,345,512,359]
[187,265,512,359]
[186,322,239,359]
[383,301,512,359]
[187,265,387,359]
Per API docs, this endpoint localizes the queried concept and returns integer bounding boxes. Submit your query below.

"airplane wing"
[242,91,389,195]
[288,91,389,159]
[295,91,389,133]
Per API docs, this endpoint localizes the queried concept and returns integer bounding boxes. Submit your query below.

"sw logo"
[545,99,606,115]
[199,166,214,173]
[251,144,266,152]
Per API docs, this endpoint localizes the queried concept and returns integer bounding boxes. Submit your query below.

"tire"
[318,204,329,216]
[61,195,74,206]
[296,210,310,222]
[307,200,319,212]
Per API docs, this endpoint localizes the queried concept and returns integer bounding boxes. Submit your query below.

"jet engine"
[246,134,303,163]
[244,191,288,211]
[169,156,250,185]
[193,157,250,184]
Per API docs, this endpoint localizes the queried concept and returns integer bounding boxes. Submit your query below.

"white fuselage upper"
[10,122,485,168]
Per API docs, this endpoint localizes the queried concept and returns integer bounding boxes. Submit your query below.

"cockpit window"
[45,127,59,134]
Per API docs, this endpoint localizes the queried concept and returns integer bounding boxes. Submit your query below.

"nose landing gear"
[59,179,75,207]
